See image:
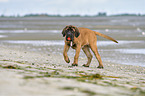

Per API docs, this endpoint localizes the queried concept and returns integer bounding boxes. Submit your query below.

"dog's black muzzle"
[66,32,74,41]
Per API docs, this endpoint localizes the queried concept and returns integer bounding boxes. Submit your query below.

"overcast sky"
[0,0,145,16]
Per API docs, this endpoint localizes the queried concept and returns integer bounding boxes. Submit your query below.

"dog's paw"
[97,66,104,69]
[72,63,78,66]
[82,64,89,67]
[65,58,70,63]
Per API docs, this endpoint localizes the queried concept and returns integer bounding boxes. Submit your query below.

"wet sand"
[0,45,145,96]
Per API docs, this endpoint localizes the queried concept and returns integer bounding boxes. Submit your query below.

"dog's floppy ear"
[73,27,80,38]
[62,26,68,37]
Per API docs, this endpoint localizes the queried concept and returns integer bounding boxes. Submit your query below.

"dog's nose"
[67,32,71,34]
[67,32,72,35]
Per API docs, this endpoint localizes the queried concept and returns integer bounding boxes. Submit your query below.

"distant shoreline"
[1,13,145,18]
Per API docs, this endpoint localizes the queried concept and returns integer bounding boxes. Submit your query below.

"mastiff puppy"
[62,25,118,68]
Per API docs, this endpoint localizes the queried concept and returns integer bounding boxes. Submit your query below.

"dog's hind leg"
[90,43,104,68]
[82,45,93,67]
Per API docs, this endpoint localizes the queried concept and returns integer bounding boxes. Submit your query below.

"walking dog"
[62,25,118,68]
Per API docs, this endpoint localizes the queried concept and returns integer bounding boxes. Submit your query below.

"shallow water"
[0,17,145,67]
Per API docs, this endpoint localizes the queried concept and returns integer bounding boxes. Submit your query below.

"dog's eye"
[71,31,74,33]
[65,29,69,31]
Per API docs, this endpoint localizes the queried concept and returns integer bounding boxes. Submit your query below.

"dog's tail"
[94,31,118,43]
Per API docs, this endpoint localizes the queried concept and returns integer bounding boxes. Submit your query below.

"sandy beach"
[0,17,145,96]
[0,45,144,96]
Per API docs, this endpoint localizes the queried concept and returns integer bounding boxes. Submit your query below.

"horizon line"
[1,12,145,17]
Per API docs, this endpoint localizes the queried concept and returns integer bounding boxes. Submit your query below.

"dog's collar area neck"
[70,42,73,46]
[68,41,74,47]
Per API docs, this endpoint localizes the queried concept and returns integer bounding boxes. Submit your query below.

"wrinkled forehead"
[65,26,75,32]
[65,25,75,29]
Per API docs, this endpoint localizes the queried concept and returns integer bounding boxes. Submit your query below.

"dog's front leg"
[63,43,70,63]
[72,44,81,66]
